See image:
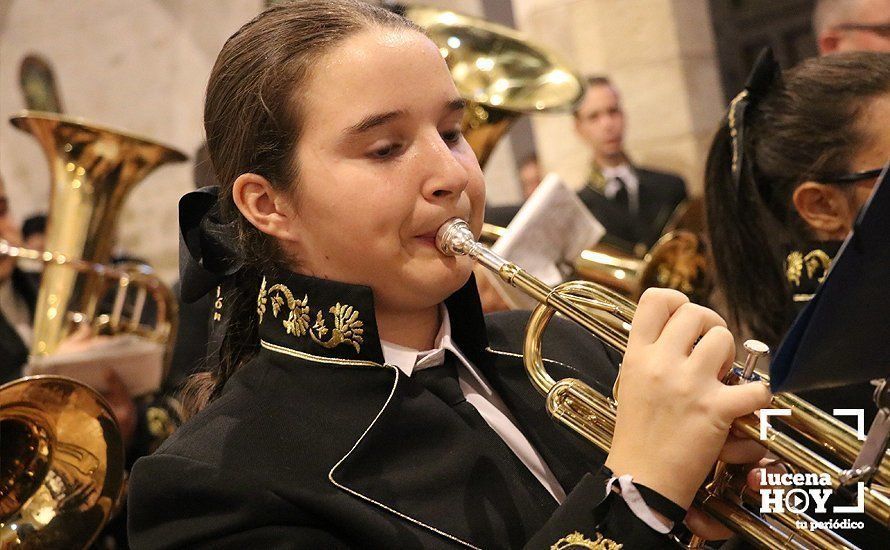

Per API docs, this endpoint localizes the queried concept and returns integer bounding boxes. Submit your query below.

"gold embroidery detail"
[310,303,364,353]
[146,407,173,437]
[257,277,363,353]
[587,162,607,193]
[551,531,622,550]
[785,249,832,287]
[257,276,268,322]
[265,283,310,337]
[728,89,749,175]
[804,249,831,284]
[786,250,804,286]
[213,285,223,322]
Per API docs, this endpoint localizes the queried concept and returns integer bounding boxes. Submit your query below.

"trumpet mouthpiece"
[435,218,474,257]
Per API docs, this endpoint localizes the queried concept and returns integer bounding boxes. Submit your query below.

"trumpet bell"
[0,376,124,549]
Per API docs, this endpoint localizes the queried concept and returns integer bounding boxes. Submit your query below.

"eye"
[441,128,462,145]
[369,142,403,160]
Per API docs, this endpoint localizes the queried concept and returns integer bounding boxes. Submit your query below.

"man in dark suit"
[574,77,688,253]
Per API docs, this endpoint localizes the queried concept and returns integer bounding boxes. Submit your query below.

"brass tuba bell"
[404,6,583,167]
[0,375,125,548]
[8,111,185,360]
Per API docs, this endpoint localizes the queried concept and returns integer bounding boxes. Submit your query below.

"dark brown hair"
[181,0,421,417]
[705,52,890,346]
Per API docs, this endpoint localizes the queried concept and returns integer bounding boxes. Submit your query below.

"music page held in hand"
[488,173,605,309]
[24,335,165,396]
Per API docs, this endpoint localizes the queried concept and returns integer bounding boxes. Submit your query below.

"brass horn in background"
[0,375,125,549]
[8,111,185,361]
[480,223,713,303]
[404,6,583,167]
[437,218,888,549]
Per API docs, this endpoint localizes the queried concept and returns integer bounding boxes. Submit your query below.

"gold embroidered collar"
[784,241,841,302]
[254,271,490,366]
[256,271,385,364]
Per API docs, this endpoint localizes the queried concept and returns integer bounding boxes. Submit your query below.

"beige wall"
[0,0,262,282]
[512,0,726,194]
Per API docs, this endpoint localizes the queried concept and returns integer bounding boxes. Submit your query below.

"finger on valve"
[608,291,769,510]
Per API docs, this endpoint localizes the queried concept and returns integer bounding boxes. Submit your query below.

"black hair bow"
[178,186,242,303]
[728,47,781,192]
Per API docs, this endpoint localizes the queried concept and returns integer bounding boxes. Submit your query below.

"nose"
[421,133,469,202]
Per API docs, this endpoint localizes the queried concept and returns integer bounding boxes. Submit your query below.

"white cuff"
[606,474,674,534]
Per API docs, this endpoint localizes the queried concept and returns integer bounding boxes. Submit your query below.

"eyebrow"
[345,98,467,135]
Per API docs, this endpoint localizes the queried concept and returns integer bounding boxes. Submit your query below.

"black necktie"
[612,176,630,212]
[412,352,557,506]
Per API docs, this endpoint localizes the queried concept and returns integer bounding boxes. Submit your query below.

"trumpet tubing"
[437,218,887,549]
[481,222,712,302]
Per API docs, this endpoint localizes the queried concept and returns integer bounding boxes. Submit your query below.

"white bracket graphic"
[760,409,791,440]
[833,409,866,441]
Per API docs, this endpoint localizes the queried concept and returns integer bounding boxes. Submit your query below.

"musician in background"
[21,213,47,253]
[0,173,38,383]
[518,152,543,199]
[127,2,770,548]
[813,0,890,54]
[704,50,889,548]
[0,174,178,548]
[574,77,687,254]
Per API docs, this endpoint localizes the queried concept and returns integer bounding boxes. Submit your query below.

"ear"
[792,181,854,239]
[231,173,299,243]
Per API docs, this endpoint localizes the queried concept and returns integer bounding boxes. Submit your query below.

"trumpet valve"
[732,339,769,383]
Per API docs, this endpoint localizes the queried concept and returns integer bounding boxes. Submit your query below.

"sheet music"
[24,335,165,396]
[486,173,605,309]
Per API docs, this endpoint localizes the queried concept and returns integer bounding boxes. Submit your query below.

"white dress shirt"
[601,164,639,215]
[380,307,566,503]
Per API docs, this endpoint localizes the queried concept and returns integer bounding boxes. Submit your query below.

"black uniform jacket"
[128,271,676,549]
[0,268,38,383]
[577,167,687,252]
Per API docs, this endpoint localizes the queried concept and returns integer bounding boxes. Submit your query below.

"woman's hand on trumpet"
[605,288,772,511]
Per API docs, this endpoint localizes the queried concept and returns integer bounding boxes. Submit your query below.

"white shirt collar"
[380,306,491,391]
[602,164,636,187]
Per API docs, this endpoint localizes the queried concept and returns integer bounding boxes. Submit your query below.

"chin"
[421,259,474,300]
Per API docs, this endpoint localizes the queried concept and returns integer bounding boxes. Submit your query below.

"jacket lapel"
[476,348,609,494]
[330,367,555,549]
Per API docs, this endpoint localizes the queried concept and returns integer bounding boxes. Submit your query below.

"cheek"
[854,186,875,213]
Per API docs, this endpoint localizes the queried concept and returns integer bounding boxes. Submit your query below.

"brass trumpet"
[437,218,888,549]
